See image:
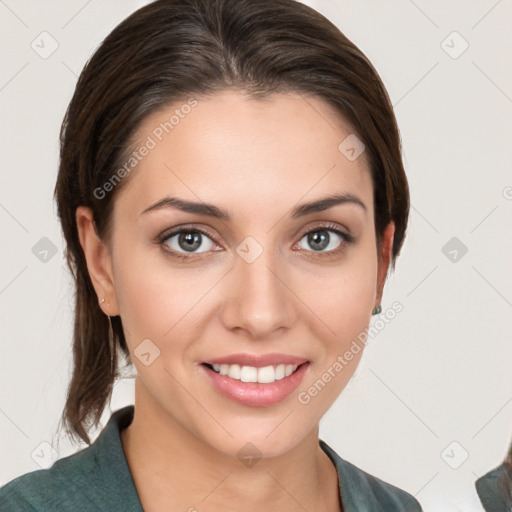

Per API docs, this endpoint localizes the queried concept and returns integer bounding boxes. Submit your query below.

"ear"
[375,221,395,308]
[75,206,119,316]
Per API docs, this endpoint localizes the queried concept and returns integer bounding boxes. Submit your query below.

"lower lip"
[201,363,310,407]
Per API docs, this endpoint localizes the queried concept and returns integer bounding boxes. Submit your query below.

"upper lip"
[203,353,309,368]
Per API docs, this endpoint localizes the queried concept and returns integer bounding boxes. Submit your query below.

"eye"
[296,223,353,255]
[158,226,219,258]
[157,222,354,261]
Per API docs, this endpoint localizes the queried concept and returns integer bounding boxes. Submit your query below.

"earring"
[372,305,382,315]
[99,298,110,309]
[107,314,116,375]
[99,298,116,373]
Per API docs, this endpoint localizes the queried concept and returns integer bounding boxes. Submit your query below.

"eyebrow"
[140,192,367,220]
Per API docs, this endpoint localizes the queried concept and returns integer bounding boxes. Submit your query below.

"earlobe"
[375,221,395,307]
[75,206,119,316]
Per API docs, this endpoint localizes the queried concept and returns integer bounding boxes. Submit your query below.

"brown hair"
[55,0,410,445]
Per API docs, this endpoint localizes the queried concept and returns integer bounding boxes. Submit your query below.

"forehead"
[115,89,373,220]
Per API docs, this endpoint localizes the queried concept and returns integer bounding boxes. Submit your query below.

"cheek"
[112,239,221,358]
[298,266,375,411]
[112,237,180,343]
[303,243,377,339]
[112,250,199,395]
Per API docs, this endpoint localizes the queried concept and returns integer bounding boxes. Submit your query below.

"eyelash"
[156,222,355,261]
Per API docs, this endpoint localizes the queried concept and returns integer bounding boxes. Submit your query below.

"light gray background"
[1,1,511,510]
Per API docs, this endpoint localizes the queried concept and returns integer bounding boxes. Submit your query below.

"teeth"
[285,364,295,377]
[228,364,241,379]
[240,366,258,382]
[208,363,299,383]
[257,365,276,383]
[275,364,285,380]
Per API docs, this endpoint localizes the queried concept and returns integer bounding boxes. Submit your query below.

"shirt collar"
[94,405,419,511]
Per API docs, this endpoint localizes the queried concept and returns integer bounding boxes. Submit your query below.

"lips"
[204,352,309,367]
[205,362,299,383]
[201,353,310,407]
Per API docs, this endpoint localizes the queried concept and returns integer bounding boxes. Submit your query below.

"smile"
[201,353,310,407]
[206,363,299,383]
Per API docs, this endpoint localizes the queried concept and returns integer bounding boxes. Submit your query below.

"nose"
[219,245,297,340]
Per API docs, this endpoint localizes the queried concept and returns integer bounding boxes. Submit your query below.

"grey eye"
[164,230,215,253]
[298,229,343,252]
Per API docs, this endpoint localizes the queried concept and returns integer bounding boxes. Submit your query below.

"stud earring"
[372,305,382,315]
[99,298,105,305]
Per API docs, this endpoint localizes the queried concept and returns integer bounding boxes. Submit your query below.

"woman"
[0,0,422,510]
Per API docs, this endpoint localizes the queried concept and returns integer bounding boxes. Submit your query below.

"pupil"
[308,230,329,251]
[179,232,201,252]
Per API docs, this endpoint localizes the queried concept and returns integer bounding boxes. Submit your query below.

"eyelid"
[293,221,354,259]
[157,223,220,247]
[157,221,354,259]
[298,221,354,242]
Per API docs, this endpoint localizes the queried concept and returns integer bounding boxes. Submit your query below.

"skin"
[76,88,395,512]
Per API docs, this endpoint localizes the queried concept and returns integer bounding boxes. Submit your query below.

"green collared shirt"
[0,406,422,511]
[475,462,512,512]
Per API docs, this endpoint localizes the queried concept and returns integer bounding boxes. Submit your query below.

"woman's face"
[93,89,393,458]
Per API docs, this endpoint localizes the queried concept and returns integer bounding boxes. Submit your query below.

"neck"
[120,380,342,512]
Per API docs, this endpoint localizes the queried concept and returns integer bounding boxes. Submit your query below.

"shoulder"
[0,445,103,511]
[0,405,140,512]
[475,462,512,511]
[320,439,422,511]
